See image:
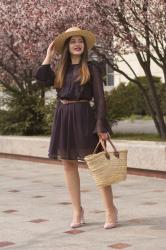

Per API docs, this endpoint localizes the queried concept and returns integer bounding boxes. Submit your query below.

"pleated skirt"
[48,101,102,161]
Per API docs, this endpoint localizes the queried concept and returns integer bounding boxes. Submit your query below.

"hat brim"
[53,29,96,54]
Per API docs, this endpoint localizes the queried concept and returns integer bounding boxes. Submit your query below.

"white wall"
[114,53,164,87]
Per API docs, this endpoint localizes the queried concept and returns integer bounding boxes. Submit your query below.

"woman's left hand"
[98,132,108,141]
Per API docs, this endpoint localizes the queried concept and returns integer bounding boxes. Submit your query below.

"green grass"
[111,133,166,142]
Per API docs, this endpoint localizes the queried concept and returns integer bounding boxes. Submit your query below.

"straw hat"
[53,27,96,54]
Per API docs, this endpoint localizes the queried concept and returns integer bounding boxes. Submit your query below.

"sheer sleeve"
[89,62,111,134]
[35,64,55,87]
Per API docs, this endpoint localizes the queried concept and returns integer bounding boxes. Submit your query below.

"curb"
[1,152,166,179]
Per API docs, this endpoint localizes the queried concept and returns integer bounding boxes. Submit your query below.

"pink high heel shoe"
[70,207,85,228]
[104,207,118,229]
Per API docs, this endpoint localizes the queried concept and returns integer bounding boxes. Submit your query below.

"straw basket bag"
[84,134,128,187]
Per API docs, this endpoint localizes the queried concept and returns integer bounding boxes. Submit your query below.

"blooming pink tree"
[0,0,109,92]
[0,0,166,137]
[0,0,57,92]
[0,0,64,134]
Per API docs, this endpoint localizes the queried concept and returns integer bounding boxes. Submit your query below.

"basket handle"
[93,133,119,159]
[107,133,119,158]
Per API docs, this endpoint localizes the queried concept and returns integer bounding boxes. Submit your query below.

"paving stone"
[0,158,165,250]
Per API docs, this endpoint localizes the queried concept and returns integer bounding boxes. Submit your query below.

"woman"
[35,27,118,229]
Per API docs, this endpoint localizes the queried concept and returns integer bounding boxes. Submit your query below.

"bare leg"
[99,185,117,223]
[62,160,82,224]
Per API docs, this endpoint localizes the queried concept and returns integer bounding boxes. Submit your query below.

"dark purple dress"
[35,61,111,161]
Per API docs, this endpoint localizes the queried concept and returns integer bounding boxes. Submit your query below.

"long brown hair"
[54,36,90,88]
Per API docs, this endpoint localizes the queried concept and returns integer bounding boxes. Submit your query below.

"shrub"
[0,88,56,135]
[105,76,165,122]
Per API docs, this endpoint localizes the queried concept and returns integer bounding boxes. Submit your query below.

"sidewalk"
[0,158,165,250]
[112,119,158,134]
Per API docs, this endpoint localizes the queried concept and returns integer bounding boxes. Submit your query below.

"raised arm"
[35,41,57,87]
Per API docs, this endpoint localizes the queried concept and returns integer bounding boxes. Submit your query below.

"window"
[89,52,114,86]
[106,63,114,86]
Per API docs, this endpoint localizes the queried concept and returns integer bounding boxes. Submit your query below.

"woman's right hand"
[42,41,57,65]
[46,41,57,59]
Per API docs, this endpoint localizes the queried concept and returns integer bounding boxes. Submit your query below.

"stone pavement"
[0,158,166,250]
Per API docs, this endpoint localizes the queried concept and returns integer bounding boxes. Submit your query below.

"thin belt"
[60,99,89,104]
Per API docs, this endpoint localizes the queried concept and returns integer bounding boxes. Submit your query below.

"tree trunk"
[136,83,165,138]
[135,50,166,138]
[145,70,166,138]
[162,64,166,88]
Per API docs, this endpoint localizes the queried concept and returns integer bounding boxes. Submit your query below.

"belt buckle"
[61,99,69,104]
